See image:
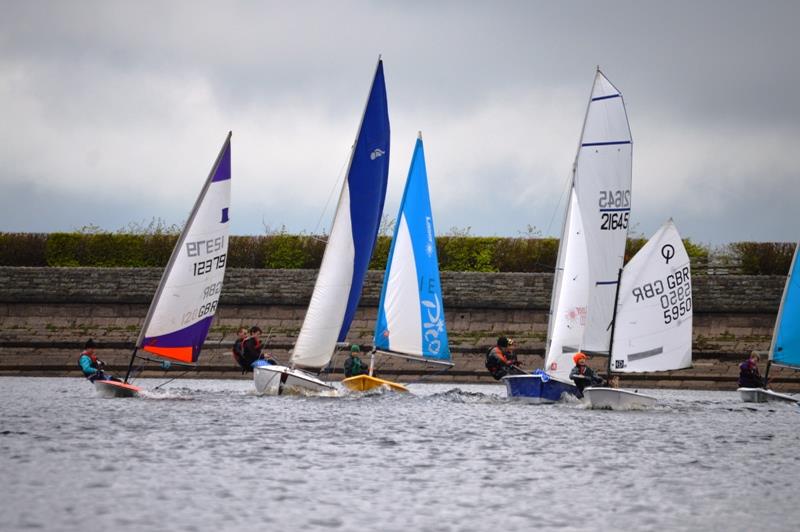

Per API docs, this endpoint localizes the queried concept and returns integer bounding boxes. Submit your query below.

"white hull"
[738,387,798,403]
[253,365,335,396]
[583,387,658,410]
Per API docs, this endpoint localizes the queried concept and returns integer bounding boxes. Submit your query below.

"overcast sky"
[1,0,797,244]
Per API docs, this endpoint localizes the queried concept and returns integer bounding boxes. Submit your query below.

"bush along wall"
[0,232,793,274]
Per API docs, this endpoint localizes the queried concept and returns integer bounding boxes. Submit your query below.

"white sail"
[291,181,356,368]
[544,187,589,381]
[611,220,692,372]
[137,133,232,364]
[575,70,633,353]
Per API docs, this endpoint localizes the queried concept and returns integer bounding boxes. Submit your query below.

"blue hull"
[503,374,578,403]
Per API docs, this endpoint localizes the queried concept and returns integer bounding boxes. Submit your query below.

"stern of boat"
[254,365,335,396]
[502,374,577,403]
[583,387,658,410]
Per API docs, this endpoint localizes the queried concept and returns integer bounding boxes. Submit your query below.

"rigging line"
[545,172,572,237]
[153,369,195,390]
[311,154,350,240]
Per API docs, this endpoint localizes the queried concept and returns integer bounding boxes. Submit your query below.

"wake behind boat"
[505,69,632,403]
[254,58,390,396]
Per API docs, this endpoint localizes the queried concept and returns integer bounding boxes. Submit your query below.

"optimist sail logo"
[370,148,385,160]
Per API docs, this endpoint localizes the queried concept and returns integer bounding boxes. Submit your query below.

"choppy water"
[1,377,798,532]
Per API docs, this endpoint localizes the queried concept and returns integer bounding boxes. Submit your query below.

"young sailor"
[569,352,605,398]
[78,339,119,382]
[738,351,767,388]
[343,345,368,378]
[240,326,277,371]
[485,336,522,380]
[231,326,249,373]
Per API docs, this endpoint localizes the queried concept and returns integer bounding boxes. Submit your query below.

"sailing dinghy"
[254,59,390,396]
[342,133,453,393]
[504,69,632,403]
[739,242,800,403]
[97,133,232,398]
[583,220,692,409]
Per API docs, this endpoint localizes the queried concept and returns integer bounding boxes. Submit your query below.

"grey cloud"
[0,0,798,243]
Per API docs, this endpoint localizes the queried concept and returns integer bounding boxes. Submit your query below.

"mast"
[605,267,624,380]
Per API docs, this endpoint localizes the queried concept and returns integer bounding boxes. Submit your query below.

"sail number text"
[598,190,631,209]
[598,190,631,231]
[629,265,691,324]
[181,300,218,325]
[601,211,629,231]
[193,253,226,276]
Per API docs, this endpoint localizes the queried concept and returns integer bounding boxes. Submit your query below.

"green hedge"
[728,242,796,275]
[0,232,793,274]
[0,233,48,266]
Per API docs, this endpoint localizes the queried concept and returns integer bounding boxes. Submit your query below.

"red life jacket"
[81,350,99,368]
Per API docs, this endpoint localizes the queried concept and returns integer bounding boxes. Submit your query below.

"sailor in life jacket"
[231,326,250,373]
[568,352,605,397]
[344,344,368,378]
[78,339,118,382]
[240,326,278,371]
[485,336,521,380]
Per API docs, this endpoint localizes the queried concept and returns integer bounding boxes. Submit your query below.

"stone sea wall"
[0,267,797,391]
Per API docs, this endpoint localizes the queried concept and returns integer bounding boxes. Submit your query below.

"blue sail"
[291,59,390,369]
[374,136,450,361]
[772,243,800,369]
[337,59,391,342]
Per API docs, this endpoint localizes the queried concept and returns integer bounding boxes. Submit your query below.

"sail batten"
[291,59,390,369]
[374,137,450,362]
[137,133,232,364]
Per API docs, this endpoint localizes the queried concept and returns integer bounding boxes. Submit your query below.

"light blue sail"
[772,243,800,369]
[374,136,450,361]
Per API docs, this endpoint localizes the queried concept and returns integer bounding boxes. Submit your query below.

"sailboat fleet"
[100,59,796,406]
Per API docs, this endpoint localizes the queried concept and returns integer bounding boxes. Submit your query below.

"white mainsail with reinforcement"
[543,69,632,379]
[610,220,692,373]
[575,70,633,354]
